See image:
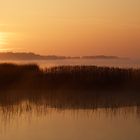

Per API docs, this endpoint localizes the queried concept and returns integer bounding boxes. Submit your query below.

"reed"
[0,63,139,109]
[0,64,140,91]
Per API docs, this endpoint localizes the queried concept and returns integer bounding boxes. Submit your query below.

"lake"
[0,103,140,140]
[0,89,139,140]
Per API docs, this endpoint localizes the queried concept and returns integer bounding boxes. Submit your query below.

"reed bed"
[0,63,139,91]
[0,63,139,109]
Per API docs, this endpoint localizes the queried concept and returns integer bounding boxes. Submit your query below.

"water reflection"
[0,105,140,140]
[0,89,140,109]
[0,90,140,140]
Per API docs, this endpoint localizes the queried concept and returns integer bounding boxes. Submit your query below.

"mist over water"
[0,58,140,68]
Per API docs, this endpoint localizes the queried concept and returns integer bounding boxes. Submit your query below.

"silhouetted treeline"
[0,64,140,91]
[0,52,120,60]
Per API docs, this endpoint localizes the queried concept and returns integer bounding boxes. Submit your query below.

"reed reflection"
[0,89,140,116]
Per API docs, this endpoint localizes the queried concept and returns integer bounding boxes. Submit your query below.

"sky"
[0,0,140,58]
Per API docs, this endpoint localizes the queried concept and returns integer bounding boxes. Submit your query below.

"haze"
[0,0,140,58]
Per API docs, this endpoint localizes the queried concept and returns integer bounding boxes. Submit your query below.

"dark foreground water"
[0,90,140,140]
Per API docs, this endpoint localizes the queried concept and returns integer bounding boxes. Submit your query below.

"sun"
[0,32,11,52]
[0,32,15,52]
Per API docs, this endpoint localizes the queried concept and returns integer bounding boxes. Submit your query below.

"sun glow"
[0,32,8,45]
[0,32,13,52]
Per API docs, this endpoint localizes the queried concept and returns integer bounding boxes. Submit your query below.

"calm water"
[0,104,140,140]
[0,92,139,140]
[0,59,140,68]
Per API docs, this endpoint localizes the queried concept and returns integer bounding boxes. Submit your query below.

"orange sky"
[0,0,140,58]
